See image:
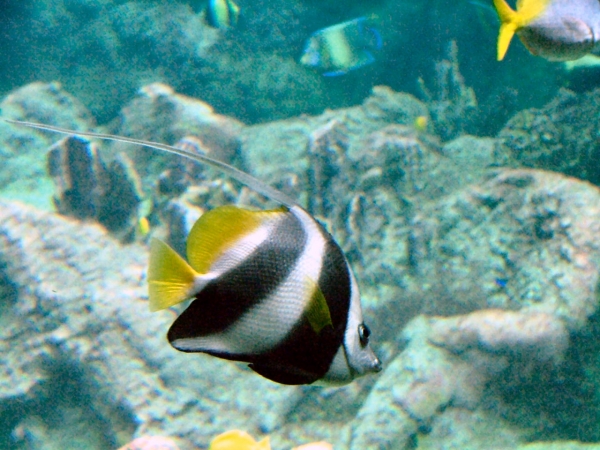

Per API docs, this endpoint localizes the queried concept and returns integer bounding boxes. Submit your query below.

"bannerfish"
[300,17,382,76]
[4,118,382,386]
[205,0,240,29]
[493,0,600,61]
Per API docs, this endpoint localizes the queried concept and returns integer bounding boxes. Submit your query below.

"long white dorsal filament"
[3,118,297,208]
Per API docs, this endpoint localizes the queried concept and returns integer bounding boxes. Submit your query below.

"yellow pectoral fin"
[305,279,333,334]
[148,238,198,312]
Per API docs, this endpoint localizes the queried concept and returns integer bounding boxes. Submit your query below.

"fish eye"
[358,323,371,347]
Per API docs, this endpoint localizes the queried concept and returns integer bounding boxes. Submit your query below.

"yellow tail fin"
[148,238,198,312]
[493,0,549,60]
[494,0,518,60]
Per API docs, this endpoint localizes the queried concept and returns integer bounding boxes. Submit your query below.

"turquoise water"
[1,1,600,449]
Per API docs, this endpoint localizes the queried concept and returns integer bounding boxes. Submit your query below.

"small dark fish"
[494,0,600,60]
[4,118,382,386]
[205,0,240,29]
[300,17,382,77]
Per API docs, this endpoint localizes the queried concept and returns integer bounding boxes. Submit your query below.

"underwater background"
[2,0,600,449]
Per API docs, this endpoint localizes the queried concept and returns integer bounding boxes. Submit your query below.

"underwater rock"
[47,136,101,220]
[0,201,303,449]
[108,83,244,181]
[349,314,508,450]
[0,82,94,209]
[356,124,443,199]
[306,119,351,224]
[428,309,568,364]
[499,88,600,185]
[0,81,94,130]
[417,41,477,141]
[47,135,145,241]
[240,85,429,191]
[370,168,600,336]
[157,198,203,257]
[350,309,569,449]
[240,87,508,301]
[350,169,600,449]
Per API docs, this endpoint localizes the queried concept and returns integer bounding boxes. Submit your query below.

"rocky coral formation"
[348,169,600,449]
[499,87,600,185]
[0,82,94,209]
[0,201,304,450]
[47,135,145,241]
[5,78,600,450]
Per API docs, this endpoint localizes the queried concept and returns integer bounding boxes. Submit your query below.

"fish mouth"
[371,356,383,373]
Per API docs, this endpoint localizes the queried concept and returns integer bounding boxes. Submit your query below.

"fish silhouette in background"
[300,17,382,76]
[205,0,240,29]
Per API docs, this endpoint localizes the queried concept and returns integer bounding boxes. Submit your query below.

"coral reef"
[418,41,477,141]
[0,82,94,209]
[0,201,303,450]
[348,169,600,448]
[5,77,600,450]
[47,135,145,241]
[499,87,600,185]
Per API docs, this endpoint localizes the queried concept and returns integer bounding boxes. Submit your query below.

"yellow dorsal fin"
[186,205,287,274]
[494,0,550,60]
[148,238,198,312]
[209,430,271,450]
[305,278,333,334]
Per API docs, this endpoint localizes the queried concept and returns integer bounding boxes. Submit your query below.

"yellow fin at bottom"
[209,430,271,450]
[148,238,198,312]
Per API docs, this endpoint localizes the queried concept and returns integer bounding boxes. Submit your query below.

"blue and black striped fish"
[5,118,382,386]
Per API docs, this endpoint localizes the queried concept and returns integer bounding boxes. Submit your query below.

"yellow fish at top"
[493,0,600,61]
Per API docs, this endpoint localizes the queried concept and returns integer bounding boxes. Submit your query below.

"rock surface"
[0,201,303,450]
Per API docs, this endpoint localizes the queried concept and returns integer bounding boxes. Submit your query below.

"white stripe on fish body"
[173,205,328,355]
[205,224,272,275]
[323,27,354,69]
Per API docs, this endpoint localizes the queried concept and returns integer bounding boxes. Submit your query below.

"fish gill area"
[2,1,600,450]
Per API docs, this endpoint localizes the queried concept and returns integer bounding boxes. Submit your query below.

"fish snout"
[370,355,383,373]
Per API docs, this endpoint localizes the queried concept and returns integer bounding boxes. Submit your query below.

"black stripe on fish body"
[317,229,352,337]
[248,233,353,385]
[167,210,306,341]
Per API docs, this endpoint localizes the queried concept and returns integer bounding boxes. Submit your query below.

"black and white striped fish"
[4,118,382,385]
